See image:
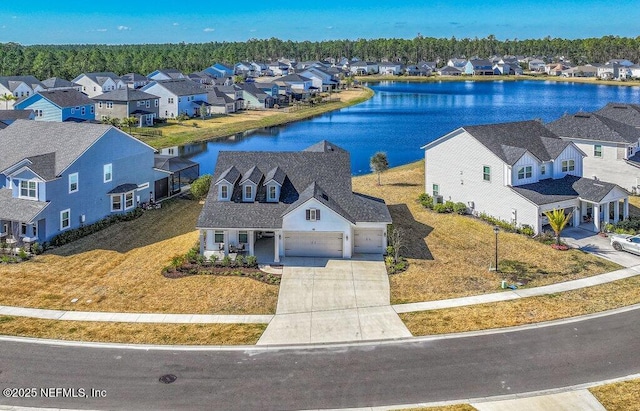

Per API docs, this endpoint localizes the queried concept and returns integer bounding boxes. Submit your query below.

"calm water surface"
[181,80,640,175]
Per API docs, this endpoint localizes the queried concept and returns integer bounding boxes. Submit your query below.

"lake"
[181,80,640,175]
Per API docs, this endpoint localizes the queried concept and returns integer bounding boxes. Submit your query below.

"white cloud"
[173,22,179,26]
[249,29,257,32]
[203,27,215,32]
[117,25,131,31]
[96,28,108,32]
[326,26,333,29]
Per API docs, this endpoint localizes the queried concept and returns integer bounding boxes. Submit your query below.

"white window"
[238,231,248,244]
[482,166,491,182]
[594,145,603,158]
[106,101,113,109]
[432,184,439,196]
[562,160,575,172]
[104,164,112,182]
[111,195,122,211]
[306,208,320,221]
[68,173,78,193]
[155,99,159,107]
[221,185,228,199]
[125,192,134,209]
[146,100,150,108]
[517,166,532,180]
[81,107,86,115]
[20,180,37,199]
[168,97,174,104]
[268,185,277,200]
[540,165,546,175]
[60,209,71,230]
[71,107,75,114]
[99,101,103,108]
[90,106,94,114]
[244,185,252,200]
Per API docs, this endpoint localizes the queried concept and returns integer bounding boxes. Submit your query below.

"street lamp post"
[493,226,500,272]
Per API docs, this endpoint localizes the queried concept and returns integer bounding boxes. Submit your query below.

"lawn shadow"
[387,183,421,187]
[629,202,640,218]
[47,199,201,256]
[388,203,433,260]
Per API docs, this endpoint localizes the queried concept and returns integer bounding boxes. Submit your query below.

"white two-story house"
[547,108,640,193]
[141,79,209,118]
[197,141,392,262]
[423,120,629,234]
[72,72,126,98]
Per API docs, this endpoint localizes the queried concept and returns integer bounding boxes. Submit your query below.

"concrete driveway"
[562,227,640,268]
[257,257,411,345]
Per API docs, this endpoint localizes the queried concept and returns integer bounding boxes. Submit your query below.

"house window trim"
[104,164,112,183]
[238,231,248,244]
[517,165,533,180]
[68,172,79,193]
[19,179,38,200]
[214,231,224,243]
[594,145,603,158]
[268,185,277,201]
[220,184,229,200]
[243,185,253,201]
[60,209,71,231]
[540,165,546,175]
[306,208,321,221]
[124,191,135,210]
[111,194,123,212]
[432,183,439,197]
[562,159,575,172]
[482,165,491,182]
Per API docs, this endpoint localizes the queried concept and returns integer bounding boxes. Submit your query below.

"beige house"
[93,88,160,127]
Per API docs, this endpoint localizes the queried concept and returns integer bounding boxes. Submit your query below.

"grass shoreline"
[138,87,374,149]
[358,74,640,87]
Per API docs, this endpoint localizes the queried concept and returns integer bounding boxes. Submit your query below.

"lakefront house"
[423,120,629,234]
[197,141,392,262]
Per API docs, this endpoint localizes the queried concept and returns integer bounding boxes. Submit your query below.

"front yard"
[352,160,621,305]
[0,198,279,315]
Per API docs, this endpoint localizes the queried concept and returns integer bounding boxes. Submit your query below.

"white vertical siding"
[511,152,539,186]
[553,145,584,179]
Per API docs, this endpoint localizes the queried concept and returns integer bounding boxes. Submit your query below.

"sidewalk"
[394,265,640,314]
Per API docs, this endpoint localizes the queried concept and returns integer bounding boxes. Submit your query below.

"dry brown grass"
[400,276,640,335]
[0,198,278,315]
[628,196,640,218]
[397,405,477,411]
[352,161,621,304]
[0,316,264,345]
[590,378,640,411]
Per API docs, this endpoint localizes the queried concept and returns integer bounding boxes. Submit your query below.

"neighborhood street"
[0,306,638,411]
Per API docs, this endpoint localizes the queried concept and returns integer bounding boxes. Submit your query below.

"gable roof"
[197,141,391,229]
[0,188,50,223]
[595,103,640,128]
[145,79,206,96]
[0,76,44,91]
[93,88,159,102]
[0,120,113,179]
[460,120,571,165]
[41,77,78,89]
[512,175,625,205]
[120,73,148,83]
[0,109,34,121]
[546,112,640,144]
[28,89,94,108]
[278,74,312,83]
[72,72,121,86]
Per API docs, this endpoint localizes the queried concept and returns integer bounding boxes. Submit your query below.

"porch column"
[602,202,610,225]
[573,207,580,228]
[248,230,255,256]
[199,230,204,255]
[223,230,229,256]
[593,204,601,232]
[624,198,629,220]
[274,231,280,263]
[614,201,620,223]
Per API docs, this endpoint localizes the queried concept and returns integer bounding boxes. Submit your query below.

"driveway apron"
[562,227,640,268]
[257,258,411,344]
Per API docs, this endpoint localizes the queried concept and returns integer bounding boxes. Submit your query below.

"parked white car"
[610,234,640,255]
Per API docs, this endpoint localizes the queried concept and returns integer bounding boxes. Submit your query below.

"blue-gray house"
[14,89,95,122]
[0,120,159,245]
[203,63,234,78]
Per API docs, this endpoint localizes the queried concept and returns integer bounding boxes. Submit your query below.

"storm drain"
[159,374,177,384]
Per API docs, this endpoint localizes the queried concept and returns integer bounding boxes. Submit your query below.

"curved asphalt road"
[0,307,638,411]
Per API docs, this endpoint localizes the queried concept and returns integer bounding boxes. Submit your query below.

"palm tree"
[0,93,17,109]
[544,209,572,245]
[370,152,389,186]
[122,116,137,133]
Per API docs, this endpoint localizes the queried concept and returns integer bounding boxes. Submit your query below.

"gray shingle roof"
[216,166,241,185]
[107,183,139,194]
[35,89,94,107]
[197,141,391,229]
[240,166,263,185]
[595,103,640,128]
[278,74,312,83]
[25,152,57,180]
[512,175,624,205]
[154,155,198,173]
[0,109,34,121]
[282,181,355,223]
[462,120,570,165]
[546,112,640,144]
[0,76,44,91]
[148,79,206,96]
[73,72,121,86]
[41,77,78,89]
[264,166,286,185]
[93,88,159,102]
[0,188,50,223]
[0,120,112,179]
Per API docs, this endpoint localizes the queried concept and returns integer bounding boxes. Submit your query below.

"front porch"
[539,197,629,234]
[1,219,40,252]
[200,229,280,263]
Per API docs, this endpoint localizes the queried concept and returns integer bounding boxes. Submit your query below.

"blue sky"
[1,1,638,45]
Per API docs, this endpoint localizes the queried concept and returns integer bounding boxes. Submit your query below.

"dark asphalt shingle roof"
[25,152,57,180]
[0,75,44,91]
[462,120,570,165]
[93,88,158,102]
[264,166,286,185]
[0,188,50,223]
[147,79,206,96]
[546,112,640,144]
[217,166,241,185]
[512,175,625,205]
[0,109,34,121]
[41,77,78,89]
[595,103,640,128]
[34,89,94,107]
[0,120,112,179]
[240,166,263,185]
[72,72,121,86]
[107,183,139,194]
[197,141,391,229]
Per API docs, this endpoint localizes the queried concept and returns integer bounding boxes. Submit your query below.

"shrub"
[235,254,245,266]
[519,225,535,237]
[190,174,213,200]
[31,242,43,255]
[17,248,28,260]
[185,247,199,263]
[221,256,231,267]
[453,202,468,215]
[433,203,449,213]
[245,255,258,268]
[170,255,185,267]
[50,208,143,247]
[386,245,395,256]
[418,193,433,209]
[612,217,640,233]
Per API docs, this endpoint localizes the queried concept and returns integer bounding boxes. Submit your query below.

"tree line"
[1,35,639,80]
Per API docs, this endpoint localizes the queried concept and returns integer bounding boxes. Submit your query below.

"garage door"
[284,232,343,258]
[354,229,384,254]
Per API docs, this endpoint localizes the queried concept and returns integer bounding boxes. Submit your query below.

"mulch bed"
[163,263,281,285]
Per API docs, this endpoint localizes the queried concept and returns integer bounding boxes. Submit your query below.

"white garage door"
[354,229,384,254]
[284,232,343,258]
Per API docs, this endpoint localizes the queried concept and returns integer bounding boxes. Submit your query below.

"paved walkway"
[257,258,412,345]
[470,390,606,411]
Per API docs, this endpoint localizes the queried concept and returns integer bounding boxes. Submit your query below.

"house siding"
[16,96,62,122]
[569,139,640,191]
[552,145,584,179]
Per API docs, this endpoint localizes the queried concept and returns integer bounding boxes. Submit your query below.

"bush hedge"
[50,208,143,247]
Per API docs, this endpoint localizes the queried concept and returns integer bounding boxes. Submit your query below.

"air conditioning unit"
[434,195,443,204]
[468,201,475,209]
[80,215,86,223]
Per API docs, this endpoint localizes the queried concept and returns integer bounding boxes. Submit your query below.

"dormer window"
[220,185,229,200]
[268,185,277,201]
[19,180,38,199]
[244,185,253,201]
